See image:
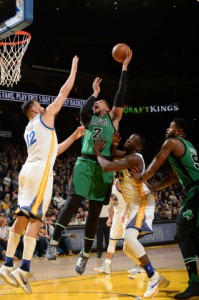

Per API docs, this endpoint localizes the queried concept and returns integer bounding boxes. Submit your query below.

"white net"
[0,31,31,88]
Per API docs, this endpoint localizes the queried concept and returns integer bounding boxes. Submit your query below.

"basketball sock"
[104,259,112,265]
[84,237,95,254]
[5,232,21,267]
[22,236,37,260]
[143,262,155,278]
[184,257,198,279]
[52,223,66,242]
[20,259,31,272]
[5,257,14,267]
[19,236,36,272]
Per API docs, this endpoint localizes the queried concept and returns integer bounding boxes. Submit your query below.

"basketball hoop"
[0,31,31,88]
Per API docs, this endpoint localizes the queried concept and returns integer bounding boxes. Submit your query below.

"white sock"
[83,251,90,257]
[105,259,111,265]
[50,239,58,246]
[22,236,37,261]
[6,232,21,258]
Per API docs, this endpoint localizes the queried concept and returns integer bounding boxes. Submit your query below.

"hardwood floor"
[0,244,198,299]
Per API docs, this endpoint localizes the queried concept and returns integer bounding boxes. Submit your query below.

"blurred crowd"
[0,139,185,260]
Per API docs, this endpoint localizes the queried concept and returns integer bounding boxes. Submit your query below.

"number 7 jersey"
[81,114,115,157]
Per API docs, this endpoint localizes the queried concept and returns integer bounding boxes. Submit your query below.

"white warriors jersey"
[118,153,151,204]
[24,114,58,166]
[18,114,58,219]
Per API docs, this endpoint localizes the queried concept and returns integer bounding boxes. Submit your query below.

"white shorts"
[18,161,54,220]
[110,178,127,240]
[126,193,155,237]
[110,212,128,240]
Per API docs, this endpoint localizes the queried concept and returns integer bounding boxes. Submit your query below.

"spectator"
[58,230,77,256]
[0,215,9,260]
[52,191,65,209]
[34,224,50,257]
[3,171,11,187]
[1,193,11,212]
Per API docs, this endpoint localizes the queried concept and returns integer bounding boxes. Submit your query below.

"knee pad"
[123,242,140,265]
[124,228,145,258]
[107,239,117,253]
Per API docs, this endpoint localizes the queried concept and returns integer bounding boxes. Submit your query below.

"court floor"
[0,244,198,299]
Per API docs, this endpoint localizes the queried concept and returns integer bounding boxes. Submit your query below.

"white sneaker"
[94,262,111,274]
[11,268,32,294]
[143,271,170,298]
[128,265,145,275]
[0,265,18,286]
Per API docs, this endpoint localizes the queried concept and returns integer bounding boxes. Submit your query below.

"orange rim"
[0,31,31,46]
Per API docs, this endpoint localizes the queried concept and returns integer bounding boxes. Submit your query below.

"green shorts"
[177,186,199,227]
[69,157,114,202]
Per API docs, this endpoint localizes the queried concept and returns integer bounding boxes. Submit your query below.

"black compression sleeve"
[113,70,128,107]
[80,95,96,127]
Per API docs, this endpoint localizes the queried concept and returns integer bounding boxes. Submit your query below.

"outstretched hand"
[71,55,79,72]
[123,48,133,66]
[112,131,121,147]
[92,77,102,94]
[73,125,86,140]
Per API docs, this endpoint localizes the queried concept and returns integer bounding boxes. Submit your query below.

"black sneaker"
[174,282,199,299]
[75,251,89,275]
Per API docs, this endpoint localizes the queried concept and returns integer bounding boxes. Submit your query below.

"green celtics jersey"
[81,114,115,157]
[169,137,199,190]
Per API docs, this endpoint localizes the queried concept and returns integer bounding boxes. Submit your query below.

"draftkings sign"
[123,104,180,114]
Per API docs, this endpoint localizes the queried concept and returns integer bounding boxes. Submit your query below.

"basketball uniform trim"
[32,130,55,215]
[40,115,55,130]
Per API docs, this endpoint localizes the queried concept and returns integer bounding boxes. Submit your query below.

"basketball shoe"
[11,268,32,294]
[94,261,111,274]
[143,271,170,298]
[0,265,18,286]
[75,250,90,275]
[174,281,199,299]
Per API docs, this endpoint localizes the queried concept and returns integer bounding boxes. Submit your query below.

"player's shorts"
[110,212,128,240]
[126,193,155,237]
[69,157,114,202]
[176,187,199,227]
[17,161,54,220]
[110,178,128,239]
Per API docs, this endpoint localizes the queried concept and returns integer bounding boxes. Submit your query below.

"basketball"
[112,43,131,63]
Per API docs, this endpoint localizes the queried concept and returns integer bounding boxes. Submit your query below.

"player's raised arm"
[43,55,79,124]
[110,48,132,131]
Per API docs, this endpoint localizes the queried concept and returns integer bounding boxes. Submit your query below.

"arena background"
[0,0,198,156]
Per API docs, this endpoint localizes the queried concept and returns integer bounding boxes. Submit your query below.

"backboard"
[0,0,33,39]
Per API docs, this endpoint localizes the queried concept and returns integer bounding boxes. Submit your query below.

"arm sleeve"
[113,70,128,107]
[80,95,96,127]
